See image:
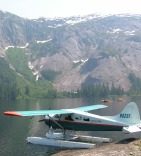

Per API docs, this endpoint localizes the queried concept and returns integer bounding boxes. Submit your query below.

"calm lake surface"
[1,97,141,156]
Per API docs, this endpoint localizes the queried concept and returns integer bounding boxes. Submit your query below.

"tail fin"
[114,102,140,125]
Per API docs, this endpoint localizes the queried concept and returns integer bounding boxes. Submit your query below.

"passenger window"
[75,116,82,120]
[83,118,90,121]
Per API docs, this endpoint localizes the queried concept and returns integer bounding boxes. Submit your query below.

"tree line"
[0,58,18,100]
[0,56,141,100]
[61,83,124,98]
[128,72,141,95]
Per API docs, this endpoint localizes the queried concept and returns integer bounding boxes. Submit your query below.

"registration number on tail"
[120,114,131,118]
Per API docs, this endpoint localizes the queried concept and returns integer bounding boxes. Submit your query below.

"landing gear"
[47,127,77,141]
[26,126,112,148]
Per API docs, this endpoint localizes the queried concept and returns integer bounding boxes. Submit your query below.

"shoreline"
[53,138,141,156]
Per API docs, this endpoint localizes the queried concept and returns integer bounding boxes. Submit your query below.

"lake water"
[1,97,141,156]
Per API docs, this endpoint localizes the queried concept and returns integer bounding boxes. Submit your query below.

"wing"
[4,104,107,117]
[73,104,107,111]
[4,110,69,117]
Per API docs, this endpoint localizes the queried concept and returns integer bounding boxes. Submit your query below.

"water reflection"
[1,96,141,155]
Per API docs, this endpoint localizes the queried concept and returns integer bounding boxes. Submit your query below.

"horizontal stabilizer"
[123,125,141,134]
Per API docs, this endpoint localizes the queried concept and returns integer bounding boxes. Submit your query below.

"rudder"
[115,102,140,125]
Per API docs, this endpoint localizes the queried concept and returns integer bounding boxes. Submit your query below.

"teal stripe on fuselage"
[45,119,123,131]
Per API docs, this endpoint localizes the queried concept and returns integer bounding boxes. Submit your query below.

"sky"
[0,0,141,19]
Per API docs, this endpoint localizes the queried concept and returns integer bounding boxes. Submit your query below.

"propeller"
[48,107,51,128]
[38,107,51,124]
[30,116,34,119]
[48,115,51,128]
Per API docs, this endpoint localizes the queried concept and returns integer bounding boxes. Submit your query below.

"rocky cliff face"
[1,10,141,92]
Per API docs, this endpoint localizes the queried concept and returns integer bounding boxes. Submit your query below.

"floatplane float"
[3,102,141,149]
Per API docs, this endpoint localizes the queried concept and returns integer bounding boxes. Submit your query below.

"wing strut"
[48,115,64,131]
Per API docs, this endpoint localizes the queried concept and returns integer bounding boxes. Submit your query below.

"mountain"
[1,10,141,97]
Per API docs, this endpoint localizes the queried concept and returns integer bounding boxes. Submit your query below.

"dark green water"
[1,97,141,156]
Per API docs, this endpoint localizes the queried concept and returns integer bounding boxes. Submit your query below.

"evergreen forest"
[1,48,141,100]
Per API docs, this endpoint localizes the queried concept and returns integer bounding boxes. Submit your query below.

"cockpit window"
[65,115,73,121]
[54,114,60,118]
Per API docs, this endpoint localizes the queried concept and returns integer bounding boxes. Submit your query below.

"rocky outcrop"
[1,10,141,92]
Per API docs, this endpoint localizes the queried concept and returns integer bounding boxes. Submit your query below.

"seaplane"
[3,102,141,149]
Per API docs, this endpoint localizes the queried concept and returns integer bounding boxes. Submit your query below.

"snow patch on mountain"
[5,46,14,50]
[124,31,135,36]
[5,43,29,51]
[36,39,52,43]
[28,62,40,81]
[16,43,29,48]
[107,28,135,36]
[73,59,88,65]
